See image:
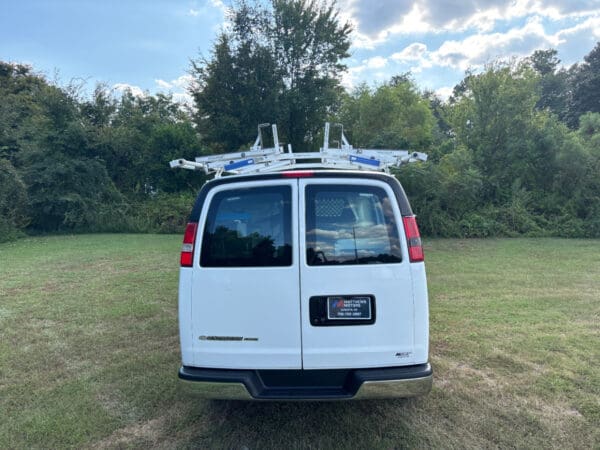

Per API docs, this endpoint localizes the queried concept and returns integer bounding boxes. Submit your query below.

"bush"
[0,159,28,242]
[65,192,198,234]
[127,192,197,234]
[23,155,125,232]
[0,217,24,243]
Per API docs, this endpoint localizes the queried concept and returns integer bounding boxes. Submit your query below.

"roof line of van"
[187,171,414,222]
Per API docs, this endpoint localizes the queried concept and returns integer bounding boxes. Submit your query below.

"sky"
[1,0,599,103]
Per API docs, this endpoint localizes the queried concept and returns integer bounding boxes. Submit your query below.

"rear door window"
[201,186,292,267]
[305,185,402,265]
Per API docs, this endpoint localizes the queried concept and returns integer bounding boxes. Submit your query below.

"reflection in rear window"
[201,186,292,267]
[306,185,402,265]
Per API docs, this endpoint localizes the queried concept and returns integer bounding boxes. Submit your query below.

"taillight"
[180,222,198,267]
[402,216,424,262]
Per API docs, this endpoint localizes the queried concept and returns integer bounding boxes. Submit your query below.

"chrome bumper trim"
[179,371,433,401]
[179,380,254,400]
[353,375,432,399]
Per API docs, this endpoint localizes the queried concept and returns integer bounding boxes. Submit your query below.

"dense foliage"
[0,63,204,240]
[190,0,352,152]
[0,1,599,241]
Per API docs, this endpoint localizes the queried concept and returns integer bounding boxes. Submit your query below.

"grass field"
[0,235,598,449]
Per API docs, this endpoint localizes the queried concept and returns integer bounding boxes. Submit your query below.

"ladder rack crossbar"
[169,123,428,178]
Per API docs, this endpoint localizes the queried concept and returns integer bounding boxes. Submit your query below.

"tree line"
[1,0,599,242]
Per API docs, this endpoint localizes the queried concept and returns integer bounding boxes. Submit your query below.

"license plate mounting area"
[309,295,376,326]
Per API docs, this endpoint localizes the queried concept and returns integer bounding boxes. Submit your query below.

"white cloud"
[190,0,227,14]
[155,79,172,89]
[208,0,226,12]
[341,0,600,48]
[391,43,428,61]
[171,92,194,105]
[426,13,600,73]
[154,75,197,105]
[556,15,600,41]
[345,2,433,49]
[365,56,388,69]
[429,16,560,70]
[390,42,434,73]
[155,75,195,91]
[341,0,599,97]
[172,74,195,90]
[343,0,415,37]
[385,12,600,74]
[113,83,145,98]
[340,57,388,89]
[553,15,600,65]
[421,0,517,31]
[519,0,600,20]
[435,86,454,101]
[341,65,368,90]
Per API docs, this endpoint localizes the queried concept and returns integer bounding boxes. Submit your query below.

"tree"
[22,154,123,231]
[11,80,125,231]
[567,42,600,128]
[526,49,570,121]
[448,62,546,203]
[337,78,435,150]
[0,158,28,241]
[0,62,47,163]
[191,32,281,152]
[190,0,352,152]
[578,112,600,154]
[570,112,600,235]
[528,49,560,76]
[270,0,352,149]
[446,59,600,236]
[92,89,204,195]
[80,84,116,128]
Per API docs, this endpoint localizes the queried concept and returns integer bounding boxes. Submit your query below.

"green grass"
[1,235,598,449]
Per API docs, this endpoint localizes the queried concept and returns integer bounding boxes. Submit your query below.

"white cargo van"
[171,124,432,400]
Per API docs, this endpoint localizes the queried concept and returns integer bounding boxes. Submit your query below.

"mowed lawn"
[0,235,598,449]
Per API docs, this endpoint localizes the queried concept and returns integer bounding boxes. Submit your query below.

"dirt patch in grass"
[93,416,167,449]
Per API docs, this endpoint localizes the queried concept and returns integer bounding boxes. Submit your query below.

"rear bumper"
[178,363,432,400]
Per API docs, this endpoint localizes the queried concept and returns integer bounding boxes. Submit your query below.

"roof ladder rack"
[170,123,427,178]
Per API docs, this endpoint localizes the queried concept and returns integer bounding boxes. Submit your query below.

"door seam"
[296,179,304,369]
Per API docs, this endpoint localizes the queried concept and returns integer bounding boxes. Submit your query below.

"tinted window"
[306,185,402,265]
[201,186,292,267]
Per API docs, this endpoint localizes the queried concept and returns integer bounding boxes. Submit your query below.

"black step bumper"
[178,363,432,400]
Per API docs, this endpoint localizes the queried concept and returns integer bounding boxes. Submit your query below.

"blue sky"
[1,0,599,102]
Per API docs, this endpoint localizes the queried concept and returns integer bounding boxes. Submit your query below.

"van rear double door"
[188,177,415,370]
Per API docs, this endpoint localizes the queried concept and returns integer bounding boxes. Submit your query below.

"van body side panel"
[178,268,195,366]
[190,180,302,370]
[299,179,416,369]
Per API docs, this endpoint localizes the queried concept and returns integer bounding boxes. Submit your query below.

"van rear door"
[299,178,415,369]
[189,179,301,369]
